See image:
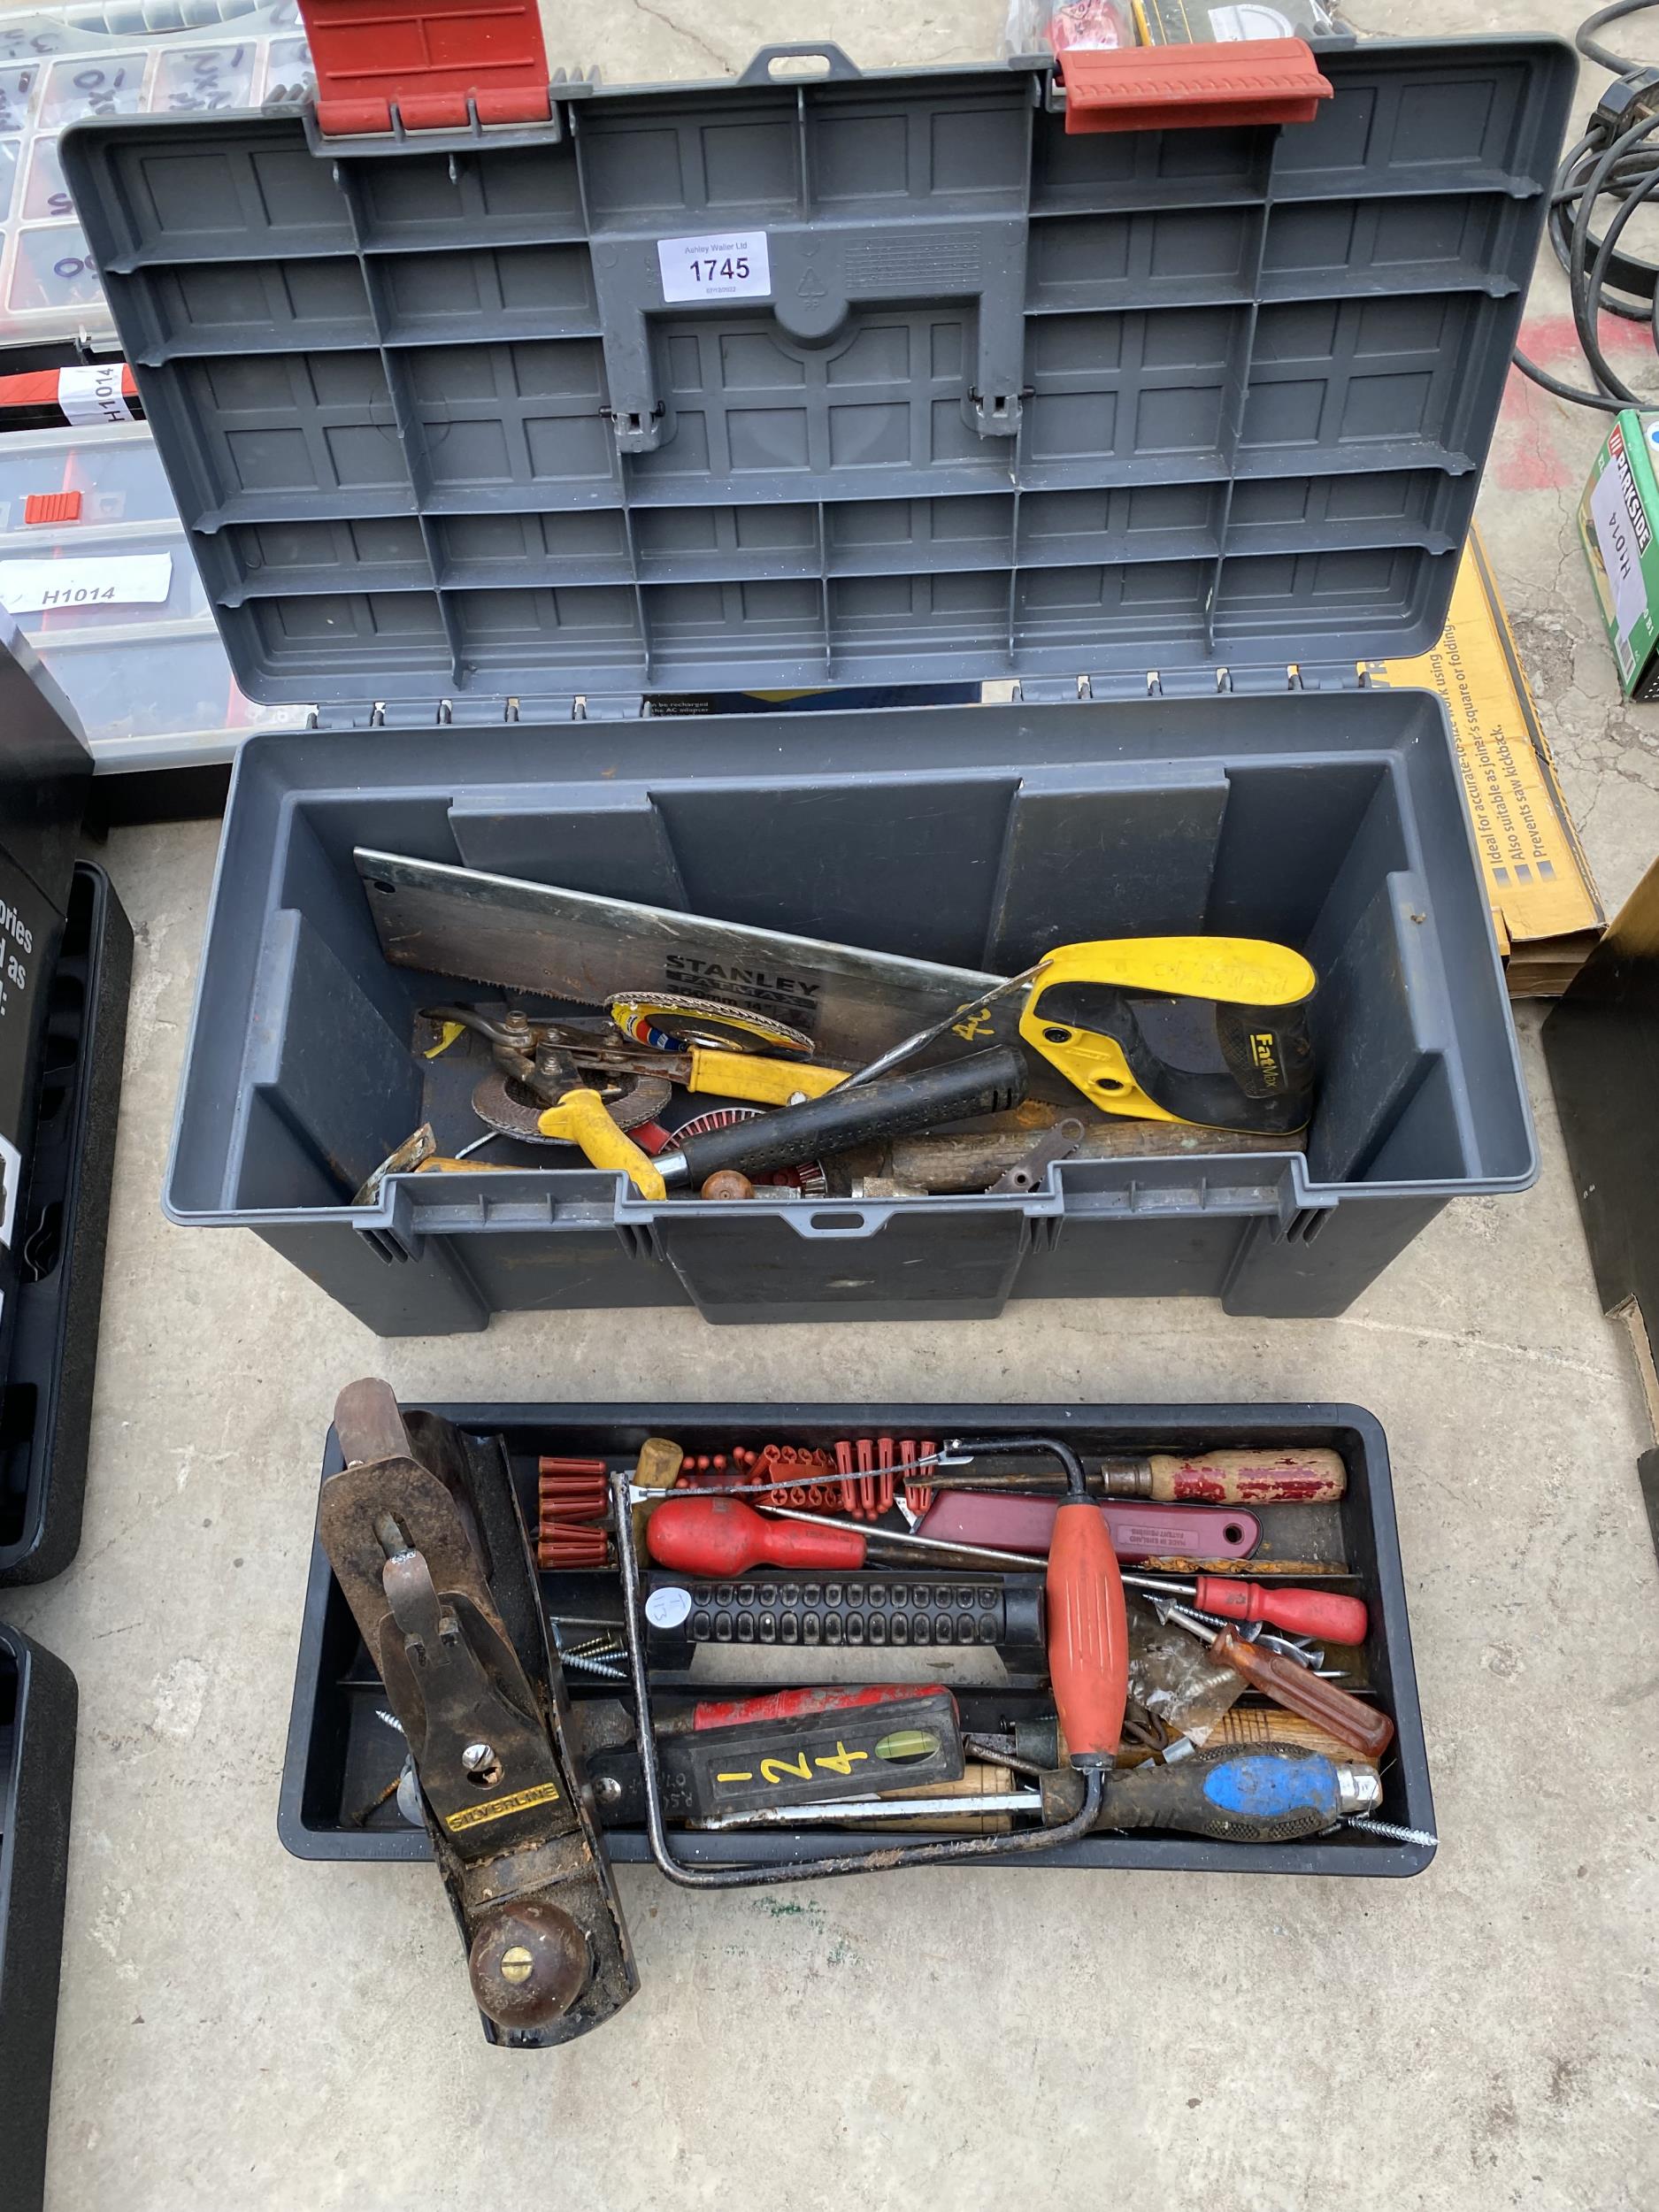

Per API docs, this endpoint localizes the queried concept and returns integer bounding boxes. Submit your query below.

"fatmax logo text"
[1609,425,1653,554]
[1248,1032,1283,1090]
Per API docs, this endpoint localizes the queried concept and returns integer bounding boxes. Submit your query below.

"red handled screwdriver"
[646,1495,866,1573]
[1125,1574,1366,1646]
[641,1497,1364,1643]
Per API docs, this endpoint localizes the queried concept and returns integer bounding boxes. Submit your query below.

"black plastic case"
[1,861,133,1585]
[280,1399,1434,1879]
[0,1620,77,2212]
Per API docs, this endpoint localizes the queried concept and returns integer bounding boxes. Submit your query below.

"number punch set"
[46,30,1572,1330]
[283,1389,1432,2047]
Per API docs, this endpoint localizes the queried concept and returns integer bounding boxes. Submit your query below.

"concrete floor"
[5,0,1659,2204]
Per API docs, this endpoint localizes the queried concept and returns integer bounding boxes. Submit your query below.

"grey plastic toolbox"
[59,35,1570,1330]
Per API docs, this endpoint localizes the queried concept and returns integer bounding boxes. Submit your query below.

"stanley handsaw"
[356,849,1012,1071]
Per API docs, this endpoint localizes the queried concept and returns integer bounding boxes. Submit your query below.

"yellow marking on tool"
[444,1779,561,1832]
[717,1770,755,1783]
[687,1048,847,1104]
[425,1019,466,1058]
[812,1743,868,1777]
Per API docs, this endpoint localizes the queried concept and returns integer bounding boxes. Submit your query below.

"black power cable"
[1514,0,1659,411]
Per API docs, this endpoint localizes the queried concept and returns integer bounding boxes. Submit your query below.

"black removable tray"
[1,861,133,1586]
[280,1400,1433,1878]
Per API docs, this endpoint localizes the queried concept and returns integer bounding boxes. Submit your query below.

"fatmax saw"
[318,1381,635,2047]
[1019,938,1317,1135]
[357,849,1010,1070]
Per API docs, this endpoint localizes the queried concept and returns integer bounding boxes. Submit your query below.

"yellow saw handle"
[537,1088,667,1200]
[1020,937,1317,1134]
[686,1048,849,1105]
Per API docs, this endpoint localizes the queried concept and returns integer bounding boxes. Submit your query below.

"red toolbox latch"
[25,491,81,524]
[1058,38,1332,133]
[296,0,552,134]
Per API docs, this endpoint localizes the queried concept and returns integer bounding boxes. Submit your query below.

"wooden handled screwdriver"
[1097,1448,1346,1505]
[937,1446,1346,1503]
[1154,1600,1394,1761]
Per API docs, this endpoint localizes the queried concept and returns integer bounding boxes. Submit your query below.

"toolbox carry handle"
[739,43,863,83]
[785,1208,888,1239]
[1057,38,1333,134]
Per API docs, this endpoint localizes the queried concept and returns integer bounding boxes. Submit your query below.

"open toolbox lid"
[57,35,1574,710]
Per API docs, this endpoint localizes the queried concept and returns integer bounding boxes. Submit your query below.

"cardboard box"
[1372,528,1604,996]
[1579,408,1659,701]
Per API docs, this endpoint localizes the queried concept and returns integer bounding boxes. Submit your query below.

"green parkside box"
[1579,408,1659,700]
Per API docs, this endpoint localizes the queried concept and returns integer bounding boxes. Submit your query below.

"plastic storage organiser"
[0,0,311,357]
[62,36,1570,1330]
[0,423,310,767]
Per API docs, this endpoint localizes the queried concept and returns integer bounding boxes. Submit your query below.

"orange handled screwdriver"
[1156,1601,1394,1761]
[1124,1573,1367,1645]
[1048,1463,1129,1766]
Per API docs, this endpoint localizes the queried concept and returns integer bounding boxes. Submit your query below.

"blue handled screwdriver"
[979,1740,1385,1839]
[1089,1744,1381,1839]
